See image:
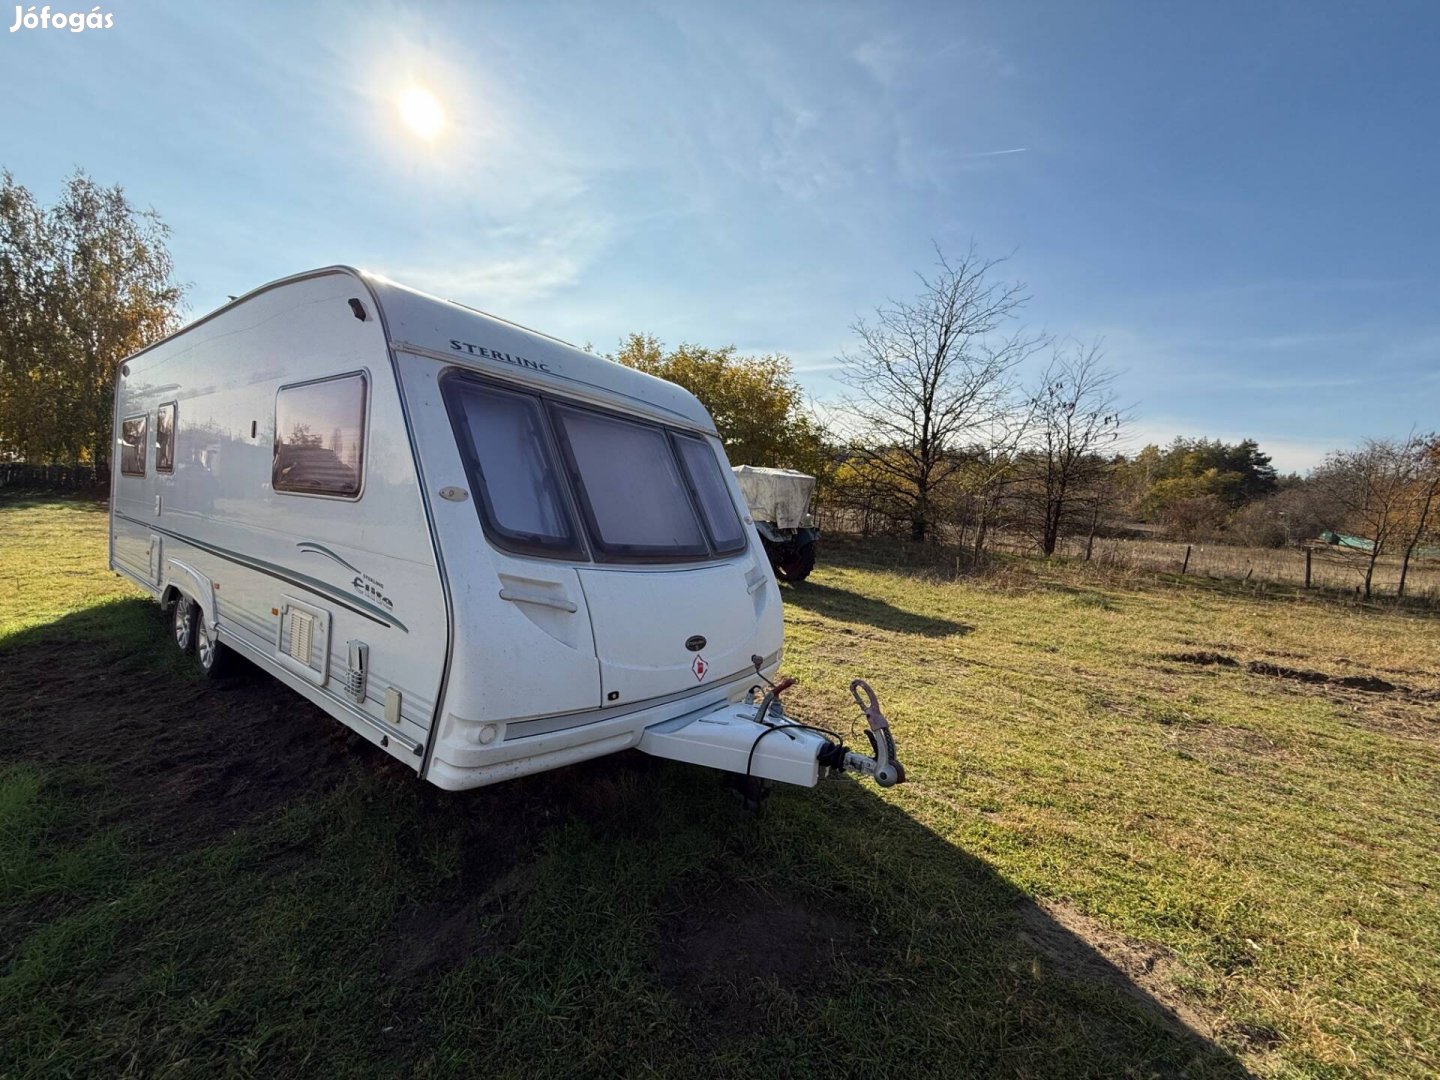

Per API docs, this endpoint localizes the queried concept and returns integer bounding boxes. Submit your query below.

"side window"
[156,402,177,473]
[120,414,148,477]
[272,373,367,498]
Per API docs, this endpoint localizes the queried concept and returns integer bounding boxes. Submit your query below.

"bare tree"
[837,244,1043,542]
[1018,340,1129,556]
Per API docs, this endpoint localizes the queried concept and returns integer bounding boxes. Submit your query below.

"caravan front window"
[441,371,749,565]
[673,434,747,554]
[443,379,584,559]
[551,405,710,561]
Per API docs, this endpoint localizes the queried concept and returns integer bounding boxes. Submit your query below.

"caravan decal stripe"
[116,512,408,632]
[296,541,362,574]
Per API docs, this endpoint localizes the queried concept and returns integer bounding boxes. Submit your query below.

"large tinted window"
[443,378,583,558]
[273,373,366,497]
[156,402,177,473]
[550,405,709,560]
[120,415,147,476]
[673,434,747,554]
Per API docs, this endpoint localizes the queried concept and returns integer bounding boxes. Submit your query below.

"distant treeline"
[3,166,1434,601]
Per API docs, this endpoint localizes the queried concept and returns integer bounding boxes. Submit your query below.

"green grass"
[2,495,1437,1078]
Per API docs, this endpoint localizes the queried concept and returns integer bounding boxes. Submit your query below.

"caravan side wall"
[109,272,448,767]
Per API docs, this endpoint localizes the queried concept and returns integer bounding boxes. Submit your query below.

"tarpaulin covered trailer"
[110,268,903,792]
[732,466,821,582]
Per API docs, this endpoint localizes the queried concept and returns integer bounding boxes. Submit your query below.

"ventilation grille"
[276,599,330,686]
[286,609,315,667]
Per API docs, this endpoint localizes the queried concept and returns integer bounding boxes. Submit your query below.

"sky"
[3,0,1437,473]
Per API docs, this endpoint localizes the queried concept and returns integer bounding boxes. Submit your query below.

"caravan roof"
[127,265,716,435]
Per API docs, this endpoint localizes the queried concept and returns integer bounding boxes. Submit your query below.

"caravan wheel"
[172,597,197,653]
[195,620,235,678]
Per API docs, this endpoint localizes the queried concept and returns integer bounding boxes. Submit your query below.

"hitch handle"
[846,679,906,787]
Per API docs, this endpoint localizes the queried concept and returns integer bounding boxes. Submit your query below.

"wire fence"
[983,531,1440,600]
[816,508,1440,601]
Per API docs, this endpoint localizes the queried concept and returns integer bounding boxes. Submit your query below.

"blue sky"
[4,0,1436,472]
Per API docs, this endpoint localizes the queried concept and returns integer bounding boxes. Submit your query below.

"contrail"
[959,148,1028,159]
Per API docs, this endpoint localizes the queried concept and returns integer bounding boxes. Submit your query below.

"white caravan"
[110,268,904,792]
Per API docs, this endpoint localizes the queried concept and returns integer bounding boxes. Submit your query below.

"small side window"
[120,414,148,477]
[156,402,177,474]
[273,373,367,498]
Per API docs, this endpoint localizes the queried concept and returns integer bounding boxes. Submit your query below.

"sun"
[397,86,445,140]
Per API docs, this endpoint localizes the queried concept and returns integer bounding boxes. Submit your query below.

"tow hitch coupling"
[824,679,906,787]
[638,657,906,791]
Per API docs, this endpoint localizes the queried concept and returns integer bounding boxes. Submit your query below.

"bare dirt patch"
[1168,651,1240,667]
[378,853,535,982]
[380,898,513,980]
[1246,661,1342,686]
[656,883,867,1036]
[1168,649,1436,712]
[0,619,393,859]
[1244,659,1402,694]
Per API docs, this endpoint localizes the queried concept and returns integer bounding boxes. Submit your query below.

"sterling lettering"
[449,339,551,373]
[10,5,114,31]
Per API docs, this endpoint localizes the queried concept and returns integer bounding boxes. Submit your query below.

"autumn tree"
[1312,436,1432,598]
[837,244,1041,542]
[1396,435,1440,597]
[0,169,184,466]
[1017,340,1127,555]
[611,334,826,477]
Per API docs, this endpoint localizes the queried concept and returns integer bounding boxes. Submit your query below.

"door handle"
[498,588,578,614]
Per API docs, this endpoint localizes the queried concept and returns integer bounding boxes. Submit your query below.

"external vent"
[276,597,331,687]
[286,609,315,666]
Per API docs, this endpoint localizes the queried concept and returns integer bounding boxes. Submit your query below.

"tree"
[0,169,184,466]
[837,244,1041,542]
[1017,340,1127,555]
[1312,437,1427,599]
[611,334,826,477]
[1396,435,1440,597]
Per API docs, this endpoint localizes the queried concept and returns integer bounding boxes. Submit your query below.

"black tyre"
[774,541,817,583]
[172,595,197,653]
[194,618,236,678]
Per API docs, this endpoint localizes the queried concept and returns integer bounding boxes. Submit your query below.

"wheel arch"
[161,559,218,630]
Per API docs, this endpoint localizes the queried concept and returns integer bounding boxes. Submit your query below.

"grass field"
[2,495,1438,1078]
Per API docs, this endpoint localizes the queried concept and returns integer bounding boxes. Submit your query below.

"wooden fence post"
[1181,545,1192,575]
[1304,548,1312,589]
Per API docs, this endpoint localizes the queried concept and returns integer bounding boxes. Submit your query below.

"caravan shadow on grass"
[782,580,973,639]
[0,602,1247,1078]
